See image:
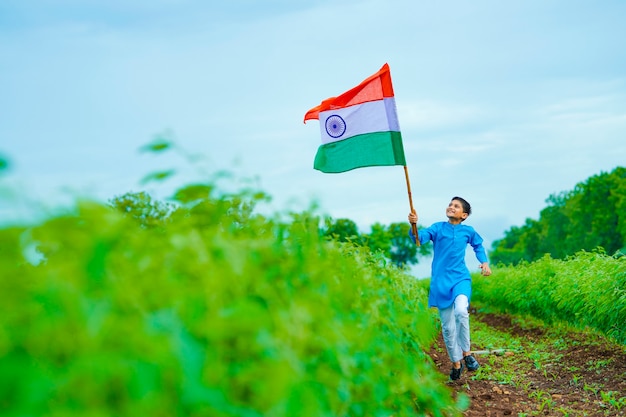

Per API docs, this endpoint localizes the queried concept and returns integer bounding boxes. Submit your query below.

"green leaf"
[139,140,172,153]
[171,184,213,204]
[140,169,176,185]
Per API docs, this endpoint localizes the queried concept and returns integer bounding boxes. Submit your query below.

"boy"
[408,197,492,381]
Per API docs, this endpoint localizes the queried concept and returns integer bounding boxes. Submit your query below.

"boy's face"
[446,199,468,222]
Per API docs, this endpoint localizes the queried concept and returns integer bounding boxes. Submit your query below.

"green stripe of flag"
[313,131,406,173]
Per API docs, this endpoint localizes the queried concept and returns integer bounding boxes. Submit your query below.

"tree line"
[109,165,626,270]
[490,166,626,265]
[322,218,432,267]
[322,166,626,268]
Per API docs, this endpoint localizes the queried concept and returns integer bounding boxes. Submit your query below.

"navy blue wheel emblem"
[325,114,346,138]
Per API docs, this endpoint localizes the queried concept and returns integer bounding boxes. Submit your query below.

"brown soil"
[427,307,626,416]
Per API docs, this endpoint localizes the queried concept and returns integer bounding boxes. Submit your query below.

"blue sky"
[1,1,625,276]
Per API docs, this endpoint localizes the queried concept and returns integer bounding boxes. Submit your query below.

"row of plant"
[472,250,626,344]
[0,183,466,417]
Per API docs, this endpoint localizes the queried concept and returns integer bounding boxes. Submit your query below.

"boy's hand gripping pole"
[404,166,420,247]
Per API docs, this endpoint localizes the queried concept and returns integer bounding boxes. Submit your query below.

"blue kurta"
[410,222,488,309]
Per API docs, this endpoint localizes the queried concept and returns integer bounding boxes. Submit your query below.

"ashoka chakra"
[325,115,346,138]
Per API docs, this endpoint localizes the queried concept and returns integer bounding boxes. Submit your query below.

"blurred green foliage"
[109,191,176,228]
[0,182,463,416]
[473,250,626,344]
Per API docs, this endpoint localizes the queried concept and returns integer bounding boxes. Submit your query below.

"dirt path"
[427,308,626,416]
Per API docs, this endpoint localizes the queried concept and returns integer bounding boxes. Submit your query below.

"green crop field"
[472,251,626,345]
[0,184,464,417]
[2,159,625,415]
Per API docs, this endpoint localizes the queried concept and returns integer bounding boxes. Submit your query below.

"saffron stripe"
[304,63,394,122]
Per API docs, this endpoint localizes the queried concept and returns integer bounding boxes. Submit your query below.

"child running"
[408,196,492,380]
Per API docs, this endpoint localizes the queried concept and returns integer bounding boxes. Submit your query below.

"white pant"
[439,294,470,363]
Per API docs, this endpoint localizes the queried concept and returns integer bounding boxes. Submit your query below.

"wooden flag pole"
[403,166,420,246]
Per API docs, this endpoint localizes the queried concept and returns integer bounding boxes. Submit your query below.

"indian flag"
[304,63,406,173]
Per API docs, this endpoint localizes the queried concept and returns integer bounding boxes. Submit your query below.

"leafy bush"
[0,184,463,416]
[473,251,626,344]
